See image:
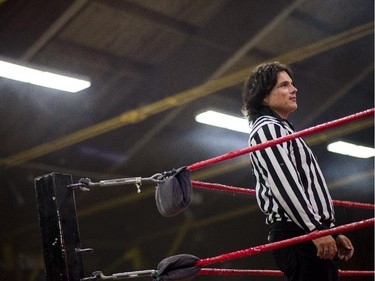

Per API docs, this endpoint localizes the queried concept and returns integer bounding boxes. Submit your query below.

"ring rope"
[187,108,374,171]
[192,180,255,195]
[196,218,374,266]
[331,199,375,210]
[73,110,374,280]
[191,110,375,275]
[192,180,375,209]
[199,269,283,276]
[199,268,374,276]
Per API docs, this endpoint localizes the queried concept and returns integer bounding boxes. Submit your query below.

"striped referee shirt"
[248,106,335,232]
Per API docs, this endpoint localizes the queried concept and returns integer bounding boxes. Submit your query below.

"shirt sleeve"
[250,122,324,232]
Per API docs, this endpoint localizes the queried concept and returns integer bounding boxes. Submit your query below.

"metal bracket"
[81,269,157,280]
[68,173,163,194]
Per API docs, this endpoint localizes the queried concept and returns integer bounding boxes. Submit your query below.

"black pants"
[268,222,338,281]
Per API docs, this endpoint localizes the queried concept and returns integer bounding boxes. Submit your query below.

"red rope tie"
[192,181,375,209]
[198,268,374,276]
[187,108,374,171]
[195,218,374,267]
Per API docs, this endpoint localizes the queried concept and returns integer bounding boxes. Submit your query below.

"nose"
[290,84,298,93]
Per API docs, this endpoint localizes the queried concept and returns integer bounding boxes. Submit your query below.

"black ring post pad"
[155,166,192,217]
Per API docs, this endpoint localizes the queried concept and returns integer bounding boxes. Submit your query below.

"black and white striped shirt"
[248,107,335,232]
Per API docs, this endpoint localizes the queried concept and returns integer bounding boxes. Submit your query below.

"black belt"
[269,220,333,233]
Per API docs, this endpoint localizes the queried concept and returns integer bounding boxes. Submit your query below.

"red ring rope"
[332,199,375,210]
[199,268,374,276]
[192,181,375,209]
[187,108,374,171]
[199,268,282,276]
[196,218,374,266]
[192,181,256,195]
[190,110,375,276]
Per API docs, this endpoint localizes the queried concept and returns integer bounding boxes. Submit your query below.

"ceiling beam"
[207,0,305,80]
[0,22,373,168]
[95,0,233,53]
[103,0,305,174]
[96,0,198,35]
[54,38,152,77]
[299,63,374,127]
[21,0,89,61]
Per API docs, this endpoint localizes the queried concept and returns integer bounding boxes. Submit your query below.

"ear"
[263,95,269,105]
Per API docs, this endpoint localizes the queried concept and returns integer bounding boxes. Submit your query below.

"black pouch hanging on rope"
[153,254,201,281]
[155,166,192,217]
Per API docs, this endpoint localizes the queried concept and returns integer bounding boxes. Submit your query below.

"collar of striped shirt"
[258,105,295,130]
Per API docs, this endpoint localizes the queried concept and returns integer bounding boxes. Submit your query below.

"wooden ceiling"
[0,1,373,280]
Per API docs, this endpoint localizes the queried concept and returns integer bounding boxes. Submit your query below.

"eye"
[280,83,288,88]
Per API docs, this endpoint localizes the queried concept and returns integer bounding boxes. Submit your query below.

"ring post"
[35,173,85,281]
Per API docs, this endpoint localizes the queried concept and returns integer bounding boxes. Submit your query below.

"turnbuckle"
[68,173,163,193]
[81,269,157,280]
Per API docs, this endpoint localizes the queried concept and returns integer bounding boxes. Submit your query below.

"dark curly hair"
[242,62,293,121]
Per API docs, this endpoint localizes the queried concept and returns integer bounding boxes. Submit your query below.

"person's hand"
[336,234,354,261]
[312,235,337,259]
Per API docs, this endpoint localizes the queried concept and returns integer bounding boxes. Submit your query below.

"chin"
[291,104,298,112]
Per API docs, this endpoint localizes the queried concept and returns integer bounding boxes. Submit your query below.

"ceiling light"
[0,59,91,93]
[327,141,375,158]
[195,110,249,133]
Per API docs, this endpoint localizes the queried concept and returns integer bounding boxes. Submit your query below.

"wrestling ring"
[34,108,375,281]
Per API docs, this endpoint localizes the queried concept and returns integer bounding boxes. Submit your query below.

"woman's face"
[264,71,298,119]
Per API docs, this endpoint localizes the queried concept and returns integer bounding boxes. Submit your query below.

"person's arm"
[312,235,337,259]
[335,234,354,261]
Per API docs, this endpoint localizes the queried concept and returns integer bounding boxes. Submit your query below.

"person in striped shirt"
[242,62,354,281]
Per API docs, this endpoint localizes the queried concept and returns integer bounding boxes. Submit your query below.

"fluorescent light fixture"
[195,110,249,133]
[327,141,375,159]
[0,59,91,93]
